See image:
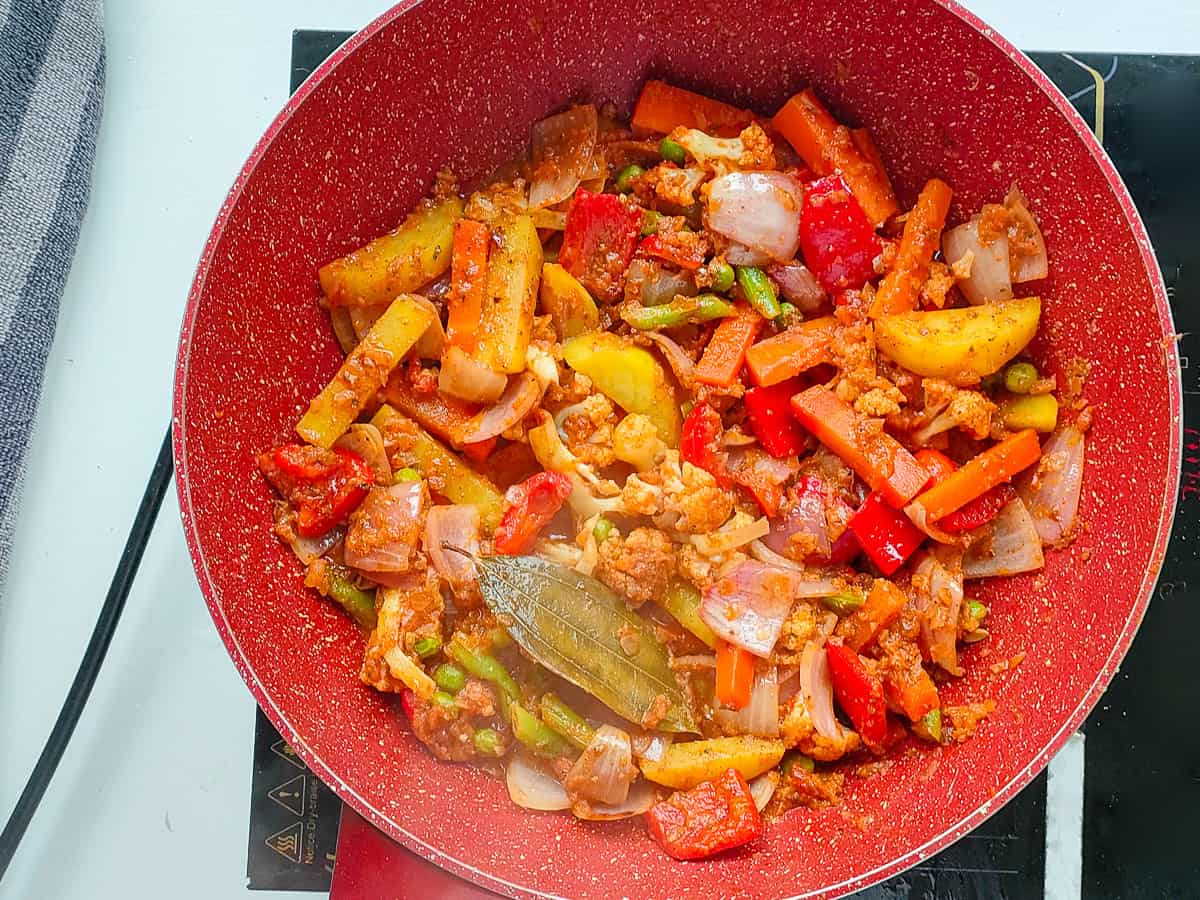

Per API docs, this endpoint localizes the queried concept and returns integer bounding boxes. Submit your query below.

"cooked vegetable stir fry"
[259,79,1090,859]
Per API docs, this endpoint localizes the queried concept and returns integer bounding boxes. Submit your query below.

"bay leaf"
[474,554,697,733]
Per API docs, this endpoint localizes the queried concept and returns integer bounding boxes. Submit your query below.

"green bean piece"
[539,693,596,750]
[659,578,717,649]
[659,137,686,165]
[473,728,503,756]
[735,266,782,319]
[592,517,614,544]
[394,466,421,483]
[640,209,662,236]
[822,592,866,616]
[446,637,520,701]
[781,752,815,776]
[621,293,736,330]
[615,164,645,193]
[510,702,573,758]
[1003,361,1039,394]
[413,635,442,659]
[709,260,735,293]
[327,573,378,631]
[431,691,459,716]
[919,708,943,743]
[434,663,467,694]
[967,600,988,621]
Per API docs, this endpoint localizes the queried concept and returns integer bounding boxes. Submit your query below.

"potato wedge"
[476,215,543,373]
[319,196,464,307]
[639,736,785,790]
[874,295,1040,382]
[539,262,599,339]
[562,332,681,446]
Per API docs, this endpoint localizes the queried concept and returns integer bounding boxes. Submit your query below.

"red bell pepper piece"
[939,483,1017,533]
[259,443,374,537]
[825,639,889,749]
[558,188,642,301]
[790,385,929,508]
[645,768,763,860]
[914,447,957,485]
[846,492,925,575]
[680,402,731,488]
[637,233,705,270]
[730,449,797,517]
[743,377,809,458]
[492,471,573,554]
[399,688,417,721]
[799,175,882,294]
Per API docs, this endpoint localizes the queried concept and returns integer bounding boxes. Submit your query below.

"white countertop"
[0,2,1196,898]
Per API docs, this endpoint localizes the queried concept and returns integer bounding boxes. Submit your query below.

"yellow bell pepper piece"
[476,215,542,373]
[874,295,1041,383]
[999,393,1059,432]
[370,404,504,530]
[297,297,433,448]
[639,735,786,790]
[318,196,464,307]
[539,262,599,339]
[562,332,681,445]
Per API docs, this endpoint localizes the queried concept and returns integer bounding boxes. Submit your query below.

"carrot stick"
[694,304,765,387]
[790,385,929,508]
[631,80,755,137]
[870,178,954,317]
[841,579,908,652]
[446,219,490,351]
[907,429,1041,522]
[883,667,940,722]
[772,89,898,227]
[744,315,838,387]
[715,640,755,710]
[383,370,480,448]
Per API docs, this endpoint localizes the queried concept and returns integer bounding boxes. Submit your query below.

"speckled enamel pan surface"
[173,0,1181,896]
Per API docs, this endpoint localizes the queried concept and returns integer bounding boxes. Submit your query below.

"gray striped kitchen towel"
[0,0,105,591]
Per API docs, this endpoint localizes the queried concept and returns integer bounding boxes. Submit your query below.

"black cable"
[0,425,174,882]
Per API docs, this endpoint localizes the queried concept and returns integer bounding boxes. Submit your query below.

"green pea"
[640,209,661,236]
[473,728,503,756]
[1004,361,1039,394]
[434,663,467,694]
[822,592,865,616]
[592,517,614,543]
[776,301,798,326]
[659,137,686,165]
[394,467,421,483]
[967,600,988,621]
[432,691,459,716]
[920,708,943,743]
[413,635,442,659]
[709,260,735,293]
[781,752,815,776]
[615,164,645,193]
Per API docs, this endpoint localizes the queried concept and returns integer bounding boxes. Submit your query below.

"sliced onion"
[714,666,780,737]
[571,779,656,821]
[799,641,846,741]
[409,294,446,360]
[725,242,772,267]
[439,345,507,405]
[1005,185,1048,283]
[700,561,805,657]
[457,371,543,444]
[690,513,770,556]
[746,543,842,599]
[334,423,391,483]
[506,754,571,811]
[964,498,1044,579]
[424,505,480,596]
[942,217,1012,305]
[914,550,965,676]
[904,499,965,546]
[707,172,803,263]
[768,263,826,314]
[273,501,343,564]
[528,105,598,210]
[384,646,437,700]
[627,258,697,308]
[343,481,426,575]
[1019,424,1085,546]
[565,725,637,806]
[765,482,829,561]
[629,730,673,763]
[748,771,780,812]
[643,331,695,386]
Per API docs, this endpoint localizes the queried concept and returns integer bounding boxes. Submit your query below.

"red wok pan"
[173,0,1181,896]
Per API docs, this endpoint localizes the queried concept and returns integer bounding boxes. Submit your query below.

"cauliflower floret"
[830,320,906,417]
[776,603,824,658]
[779,693,862,761]
[612,413,667,472]
[360,574,443,693]
[643,164,708,206]
[669,123,776,171]
[656,451,735,534]
[561,393,618,469]
[919,260,956,309]
[912,378,996,443]
[676,543,713,587]
[621,472,664,516]
[595,527,676,607]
